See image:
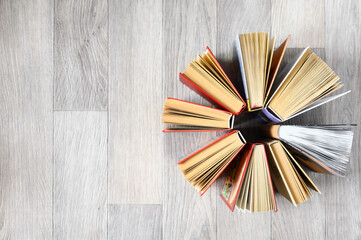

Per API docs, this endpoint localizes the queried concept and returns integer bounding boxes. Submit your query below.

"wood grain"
[108,204,162,240]
[54,112,107,239]
[325,0,361,239]
[55,0,108,110]
[271,0,325,48]
[0,0,359,238]
[0,0,53,238]
[108,0,163,204]
[162,0,220,239]
[216,1,272,239]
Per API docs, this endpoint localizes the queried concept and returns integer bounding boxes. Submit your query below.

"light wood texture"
[55,0,108,110]
[162,1,220,239]
[325,0,361,239]
[0,0,360,239]
[108,0,163,204]
[0,0,53,239]
[54,112,107,239]
[216,1,272,239]
[108,204,162,240]
[271,0,325,48]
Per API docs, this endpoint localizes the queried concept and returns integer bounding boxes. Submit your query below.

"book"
[259,46,349,122]
[265,140,321,206]
[180,47,246,115]
[162,98,234,132]
[178,130,246,196]
[235,33,290,111]
[263,125,354,177]
[163,40,354,213]
[221,143,277,212]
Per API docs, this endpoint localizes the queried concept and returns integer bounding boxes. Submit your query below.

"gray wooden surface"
[0,0,360,239]
[54,112,107,239]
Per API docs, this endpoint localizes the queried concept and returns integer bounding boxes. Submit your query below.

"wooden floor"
[0,0,360,239]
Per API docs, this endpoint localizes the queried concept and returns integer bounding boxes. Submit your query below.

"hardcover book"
[221,143,277,212]
[162,37,355,213]
[178,130,246,195]
[162,98,234,132]
[180,47,246,115]
[265,140,321,206]
[235,32,349,122]
[263,125,354,177]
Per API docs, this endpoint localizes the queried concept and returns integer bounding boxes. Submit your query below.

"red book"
[221,143,277,212]
[180,47,246,115]
[178,130,246,196]
[162,97,235,132]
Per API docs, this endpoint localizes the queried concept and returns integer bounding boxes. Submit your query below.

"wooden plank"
[163,1,219,239]
[216,1,272,239]
[108,0,163,204]
[0,0,53,238]
[271,0,325,48]
[271,178,326,240]
[108,204,162,240]
[325,0,361,239]
[54,112,107,239]
[55,0,108,110]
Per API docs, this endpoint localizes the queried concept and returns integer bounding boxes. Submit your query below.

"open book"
[263,125,354,177]
[221,143,277,212]
[162,98,234,132]
[265,140,321,206]
[235,32,349,122]
[235,33,290,111]
[178,130,246,195]
[259,46,348,122]
[180,47,246,115]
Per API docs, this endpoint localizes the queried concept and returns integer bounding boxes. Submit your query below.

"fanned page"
[237,33,270,110]
[264,37,276,98]
[178,131,246,195]
[281,144,321,193]
[270,125,354,177]
[285,144,336,175]
[162,98,234,131]
[262,125,336,174]
[235,34,249,100]
[234,144,277,213]
[286,91,350,120]
[181,47,245,115]
[266,47,311,107]
[267,49,343,121]
[266,140,320,206]
[235,33,290,111]
[264,35,290,103]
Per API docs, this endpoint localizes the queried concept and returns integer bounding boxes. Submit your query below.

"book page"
[266,47,311,106]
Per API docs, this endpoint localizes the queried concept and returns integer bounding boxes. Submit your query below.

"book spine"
[257,108,282,123]
[229,115,235,129]
[262,144,278,212]
[234,35,249,100]
[162,129,231,133]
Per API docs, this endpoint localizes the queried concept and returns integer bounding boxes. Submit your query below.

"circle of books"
[162,33,354,213]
